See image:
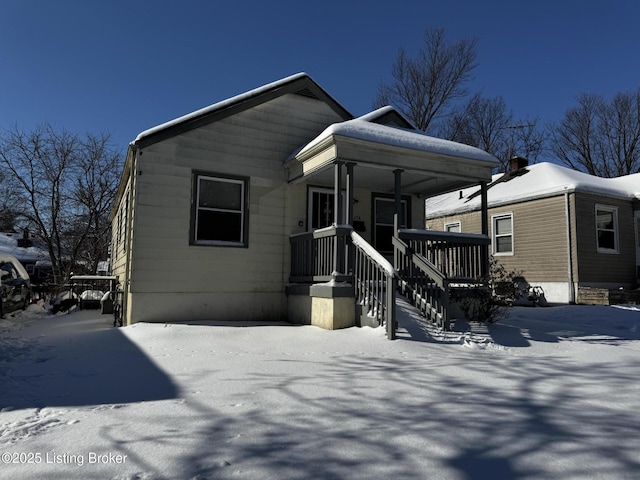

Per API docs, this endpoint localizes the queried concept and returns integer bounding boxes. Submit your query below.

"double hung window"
[193,173,248,246]
[595,204,618,253]
[492,213,513,255]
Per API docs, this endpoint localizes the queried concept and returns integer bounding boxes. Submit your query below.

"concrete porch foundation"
[286,283,356,330]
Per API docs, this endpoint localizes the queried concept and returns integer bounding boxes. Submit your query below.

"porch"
[284,116,498,338]
[287,225,491,339]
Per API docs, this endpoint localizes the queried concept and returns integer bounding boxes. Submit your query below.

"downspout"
[122,144,138,324]
[565,192,575,303]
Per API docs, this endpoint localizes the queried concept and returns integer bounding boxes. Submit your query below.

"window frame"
[190,171,249,247]
[492,212,514,256]
[595,204,619,254]
[307,186,345,230]
[444,221,461,233]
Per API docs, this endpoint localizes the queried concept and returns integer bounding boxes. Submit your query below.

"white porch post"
[333,162,345,277]
[334,161,343,225]
[346,163,355,275]
[393,169,403,233]
[346,163,355,226]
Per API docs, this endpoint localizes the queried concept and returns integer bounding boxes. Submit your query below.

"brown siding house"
[425,160,640,303]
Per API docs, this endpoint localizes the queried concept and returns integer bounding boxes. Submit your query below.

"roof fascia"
[135,75,353,148]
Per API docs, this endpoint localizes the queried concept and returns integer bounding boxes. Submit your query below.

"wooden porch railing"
[289,226,397,339]
[289,226,489,337]
[351,231,397,340]
[393,229,490,330]
[289,225,352,283]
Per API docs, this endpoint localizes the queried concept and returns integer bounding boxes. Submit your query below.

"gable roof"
[356,106,417,130]
[425,162,640,218]
[134,73,353,148]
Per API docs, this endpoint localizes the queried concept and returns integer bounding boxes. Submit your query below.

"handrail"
[394,229,491,330]
[289,226,397,339]
[398,229,490,281]
[393,234,450,330]
[392,236,446,287]
[351,231,397,339]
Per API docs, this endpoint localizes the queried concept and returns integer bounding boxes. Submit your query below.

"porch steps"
[397,278,448,330]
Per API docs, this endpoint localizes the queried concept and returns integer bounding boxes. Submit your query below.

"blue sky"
[2,0,639,157]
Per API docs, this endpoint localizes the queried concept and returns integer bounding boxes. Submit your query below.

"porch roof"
[285,119,499,196]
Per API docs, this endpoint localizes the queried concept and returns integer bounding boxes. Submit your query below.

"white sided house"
[425,157,640,304]
[110,73,498,337]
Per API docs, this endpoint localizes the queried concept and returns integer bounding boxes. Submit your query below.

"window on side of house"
[492,213,513,255]
[445,221,461,233]
[595,204,618,253]
[192,173,248,247]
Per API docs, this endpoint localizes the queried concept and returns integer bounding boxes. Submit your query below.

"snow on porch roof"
[296,117,499,164]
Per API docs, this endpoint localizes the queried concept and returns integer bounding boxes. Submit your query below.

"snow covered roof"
[134,73,352,146]
[0,232,49,263]
[297,118,498,164]
[425,162,640,218]
[355,106,417,130]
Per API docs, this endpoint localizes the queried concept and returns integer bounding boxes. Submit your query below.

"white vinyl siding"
[492,213,513,256]
[595,204,619,253]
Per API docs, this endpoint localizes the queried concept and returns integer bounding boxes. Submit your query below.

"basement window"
[192,172,248,247]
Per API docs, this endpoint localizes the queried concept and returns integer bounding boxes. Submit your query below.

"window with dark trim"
[445,221,461,233]
[595,204,618,253]
[192,172,248,246]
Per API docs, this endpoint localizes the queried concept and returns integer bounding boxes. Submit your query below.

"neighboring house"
[109,73,498,333]
[425,157,640,304]
[0,231,51,284]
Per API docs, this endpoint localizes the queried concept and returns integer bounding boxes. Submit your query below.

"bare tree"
[0,163,21,231]
[375,27,478,133]
[440,93,546,171]
[0,124,122,286]
[550,89,640,177]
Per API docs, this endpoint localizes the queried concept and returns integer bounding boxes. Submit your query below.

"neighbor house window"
[492,213,513,255]
[192,173,248,246]
[445,221,461,233]
[595,204,618,253]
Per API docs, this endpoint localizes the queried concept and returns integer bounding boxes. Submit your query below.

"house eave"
[134,74,353,149]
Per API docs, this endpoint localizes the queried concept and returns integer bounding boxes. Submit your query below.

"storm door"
[308,187,344,230]
[373,196,409,253]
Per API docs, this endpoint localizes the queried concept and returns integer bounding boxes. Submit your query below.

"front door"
[373,196,408,253]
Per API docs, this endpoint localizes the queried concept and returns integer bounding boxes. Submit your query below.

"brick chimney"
[509,156,529,172]
[17,229,32,248]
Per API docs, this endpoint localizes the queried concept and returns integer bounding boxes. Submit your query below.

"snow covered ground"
[1,300,639,480]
